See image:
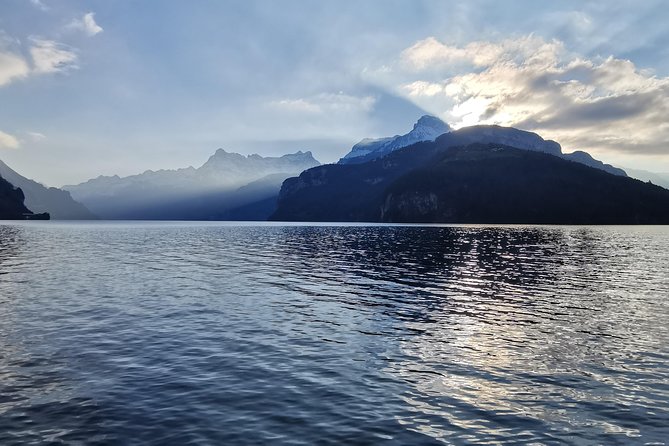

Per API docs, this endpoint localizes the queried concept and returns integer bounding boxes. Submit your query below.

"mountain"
[0,160,96,220]
[379,145,664,224]
[421,124,627,176]
[215,174,288,220]
[271,130,669,224]
[339,115,451,164]
[0,175,32,219]
[623,168,669,190]
[64,150,320,220]
[340,117,626,177]
[562,151,627,177]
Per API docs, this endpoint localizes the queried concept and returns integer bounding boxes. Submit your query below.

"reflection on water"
[0,222,667,444]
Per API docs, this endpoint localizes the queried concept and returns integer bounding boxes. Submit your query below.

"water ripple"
[0,222,667,444]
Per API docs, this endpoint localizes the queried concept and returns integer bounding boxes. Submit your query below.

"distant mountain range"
[271,124,669,224]
[0,160,95,220]
[64,150,320,220]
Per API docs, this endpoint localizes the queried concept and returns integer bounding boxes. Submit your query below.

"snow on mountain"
[341,117,627,178]
[339,115,451,164]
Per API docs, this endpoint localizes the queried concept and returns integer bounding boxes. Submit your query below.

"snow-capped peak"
[340,115,451,164]
[413,115,451,134]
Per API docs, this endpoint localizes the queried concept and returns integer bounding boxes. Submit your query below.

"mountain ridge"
[0,160,96,220]
[338,117,625,177]
[64,149,320,219]
[271,127,668,223]
[339,115,451,164]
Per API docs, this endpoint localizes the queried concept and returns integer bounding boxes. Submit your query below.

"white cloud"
[270,98,321,114]
[27,131,47,141]
[0,17,88,89]
[400,35,566,72]
[268,92,376,114]
[0,130,20,150]
[0,49,30,86]
[67,12,103,37]
[0,36,78,87]
[368,35,669,159]
[29,38,78,74]
[29,0,49,11]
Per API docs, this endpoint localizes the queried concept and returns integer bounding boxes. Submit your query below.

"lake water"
[0,222,668,445]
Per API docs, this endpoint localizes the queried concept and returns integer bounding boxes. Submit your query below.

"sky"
[1,0,668,187]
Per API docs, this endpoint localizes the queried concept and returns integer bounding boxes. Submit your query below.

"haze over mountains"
[65,150,320,220]
[623,168,669,190]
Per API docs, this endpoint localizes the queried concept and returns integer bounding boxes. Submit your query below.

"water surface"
[0,222,668,445]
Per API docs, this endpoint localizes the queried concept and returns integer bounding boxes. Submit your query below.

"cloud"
[0,36,78,87]
[29,38,78,74]
[67,12,103,37]
[0,49,30,86]
[0,130,20,150]
[27,131,47,141]
[268,92,376,114]
[29,0,49,11]
[242,92,379,143]
[369,35,669,158]
[400,35,566,72]
[270,98,321,114]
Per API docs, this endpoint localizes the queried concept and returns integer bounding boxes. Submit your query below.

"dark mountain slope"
[271,142,669,224]
[0,176,32,219]
[273,139,439,222]
[382,145,669,224]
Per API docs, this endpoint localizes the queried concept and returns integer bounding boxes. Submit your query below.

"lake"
[0,222,668,445]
